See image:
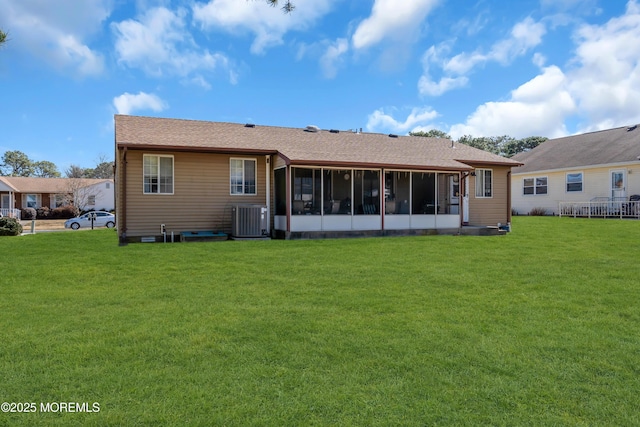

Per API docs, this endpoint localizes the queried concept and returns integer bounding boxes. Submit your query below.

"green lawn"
[1,217,639,426]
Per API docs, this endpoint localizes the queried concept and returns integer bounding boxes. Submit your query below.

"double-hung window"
[566,172,583,192]
[143,155,174,194]
[475,169,493,198]
[25,194,39,208]
[230,158,257,195]
[523,177,547,195]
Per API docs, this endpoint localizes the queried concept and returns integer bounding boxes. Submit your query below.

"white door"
[611,170,626,201]
[1,194,8,209]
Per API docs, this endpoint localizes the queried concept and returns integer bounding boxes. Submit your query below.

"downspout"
[507,169,512,224]
[120,147,128,244]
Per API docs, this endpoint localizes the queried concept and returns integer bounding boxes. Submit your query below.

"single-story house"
[114,115,522,243]
[0,176,115,218]
[511,124,640,216]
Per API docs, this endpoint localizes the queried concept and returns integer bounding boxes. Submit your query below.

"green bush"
[21,207,37,220]
[0,217,23,236]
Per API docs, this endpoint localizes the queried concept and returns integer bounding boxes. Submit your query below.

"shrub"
[0,217,23,236]
[529,207,548,216]
[21,207,37,220]
[36,206,51,219]
[50,205,79,219]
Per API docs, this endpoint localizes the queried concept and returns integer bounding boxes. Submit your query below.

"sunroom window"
[323,169,352,214]
[292,168,321,214]
[354,170,380,215]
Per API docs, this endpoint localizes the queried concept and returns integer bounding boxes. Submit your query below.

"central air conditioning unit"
[231,204,268,238]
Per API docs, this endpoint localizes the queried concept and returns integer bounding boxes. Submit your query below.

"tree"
[0,29,7,47]
[32,161,61,178]
[65,164,86,178]
[456,135,546,157]
[86,155,114,179]
[502,136,547,158]
[410,129,452,139]
[1,150,33,176]
[255,0,294,13]
[61,179,102,213]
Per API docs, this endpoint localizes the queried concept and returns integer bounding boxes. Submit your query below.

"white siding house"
[512,125,640,216]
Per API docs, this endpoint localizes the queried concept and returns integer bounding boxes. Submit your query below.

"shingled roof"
[513,125,640,173]
[115,115,521,171]
[0,176,111,193]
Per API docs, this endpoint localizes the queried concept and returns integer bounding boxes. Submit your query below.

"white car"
[65,211,115,230]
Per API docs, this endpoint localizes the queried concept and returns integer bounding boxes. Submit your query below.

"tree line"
[409,130,547,158]
[0,150,114,179]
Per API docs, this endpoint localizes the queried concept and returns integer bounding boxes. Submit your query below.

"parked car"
[65,211,115,230]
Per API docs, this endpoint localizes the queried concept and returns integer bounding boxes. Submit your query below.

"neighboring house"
[511,125,640,216]
[0,176,114,217]
[114,115,522,243]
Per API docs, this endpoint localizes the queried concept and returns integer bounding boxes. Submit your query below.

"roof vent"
[329,129,339,133]
[388,134,398,138]
[244,123,255,128]
[627,125,637,132]
[305,125,320,133]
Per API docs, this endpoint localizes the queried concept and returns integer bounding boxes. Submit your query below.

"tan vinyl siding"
[115,148,125,230]
[122,150,267,237]
[273,155,287,169]
[468,166,510,226]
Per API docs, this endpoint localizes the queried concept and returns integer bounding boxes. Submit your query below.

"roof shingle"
[513,125,640,173]
[0,176,111,193]
[115,115,521,170]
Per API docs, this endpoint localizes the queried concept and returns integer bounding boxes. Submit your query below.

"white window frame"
[230,158,257,195]
[566,172,583,193]
[523,176,548,196]
[88,195,96,206]
[24,194,40,209]
[475,169,493,198]
[143,154,174,195]
[52,194,66,208]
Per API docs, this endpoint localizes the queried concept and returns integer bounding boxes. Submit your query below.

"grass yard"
[1,217,639,426]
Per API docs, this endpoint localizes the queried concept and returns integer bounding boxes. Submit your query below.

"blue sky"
[1,0,639,172]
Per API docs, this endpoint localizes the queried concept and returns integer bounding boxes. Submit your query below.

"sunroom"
[273,166,462,236]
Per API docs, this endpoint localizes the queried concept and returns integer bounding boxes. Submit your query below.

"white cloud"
[418,75,468,97]
[444,17,546,74]
[192,0,334,55]
[0,0,109,76]
[112,7,233,86]
[319,38,349,79]
[352,0,440,50]
[567,0,640,131]
[418,17,546,97]
[449,66,575,139]
[366,107,439,134]
[113,92,168,115]
[443,1,640,139]
[417,43,469,96]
